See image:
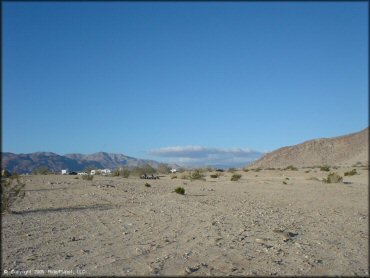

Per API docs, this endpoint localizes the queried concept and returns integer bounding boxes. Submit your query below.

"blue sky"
[3,2,368,167]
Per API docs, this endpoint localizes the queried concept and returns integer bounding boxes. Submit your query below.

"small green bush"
[231,174,242,181]
[323,172,343,183]
[283,181,287,185]
[344,169,357,176]
[171,175,178,179]
[210,173,220,178]
[242,168,250,172]
[174,187,185,195]
[82,175,94,181]
[228,168,236,173]
[145,183,151,187]
[320,166,330,172]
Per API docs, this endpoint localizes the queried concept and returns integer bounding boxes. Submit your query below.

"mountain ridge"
[1,151,179,174]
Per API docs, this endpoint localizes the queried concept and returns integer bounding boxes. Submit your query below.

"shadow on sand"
[12,203,114,215]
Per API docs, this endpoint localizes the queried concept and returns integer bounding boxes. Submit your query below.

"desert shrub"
[242,168,250,172]
[190,170,205,181]
[112,169,120,177]
[320,166,330,172]
[344,169,357,176]
[121,169,130,178]
[82,175,94,181]
[285,177,290,180]
[265,167,276,170]
[305,170,310,173]
[1,177,26,213]
[31,167,51,175]
[74,176,79,179]
[227,168,236,173]
[284,165,298,171]
[210,173,220,178]
[323,172,343,183]
[231,174,242,181]
[174,187,185,195]
[145,183,151,187]
[171,175,178,179]
[131,164,156,176]
[1,170,12,178]
[283,181,287,185]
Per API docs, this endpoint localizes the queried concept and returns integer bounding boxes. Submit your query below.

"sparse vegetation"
[242,168,250,172]
[305,170,310,173]
[227,168,236,173]
[1,176,26,213]
[283,181,287,185]
[82,175,94,181]
[189,170,205,181]
[174,187,185,195]
[284,165,298,171]
[320,165,330,172]
[131,164,157,176]
[265,167,276,170]
[31,167,51,175]
[74,176,79,179]
[231,174,242,181]
[344,169,357,176]
[171,175,178,179]
[145,183,151,187]
[322,172,343,183]
[157,163,171,174]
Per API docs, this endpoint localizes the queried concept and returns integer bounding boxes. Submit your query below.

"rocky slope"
[248,127,368,168]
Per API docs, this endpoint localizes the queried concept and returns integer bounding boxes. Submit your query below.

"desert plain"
[1,167,368,276]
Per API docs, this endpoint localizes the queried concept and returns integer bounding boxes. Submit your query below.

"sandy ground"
[1,168,368,276]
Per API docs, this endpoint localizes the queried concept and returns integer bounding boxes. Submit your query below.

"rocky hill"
[248,127,369,168]
[1,152,178,174]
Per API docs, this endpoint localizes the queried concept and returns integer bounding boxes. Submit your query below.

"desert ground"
[2,167,368,276]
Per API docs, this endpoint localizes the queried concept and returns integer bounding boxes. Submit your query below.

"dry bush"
[82,175,94,181]
[190,170,205,181]
[344,169,357,176]
[323,172,343,183]
[320,165,330,172]
[1,177,26,213]
[231,174,242,181]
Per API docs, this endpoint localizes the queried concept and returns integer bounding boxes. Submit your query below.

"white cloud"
[148,145,262,168]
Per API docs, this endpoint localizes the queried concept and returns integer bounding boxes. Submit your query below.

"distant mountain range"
[248,127,369,168]
[1,152,179,174]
